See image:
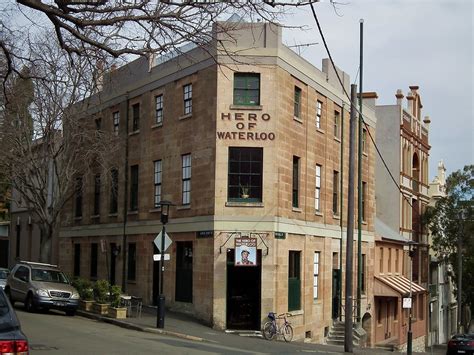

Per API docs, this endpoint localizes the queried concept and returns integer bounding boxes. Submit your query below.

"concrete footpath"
[77,306,447,355]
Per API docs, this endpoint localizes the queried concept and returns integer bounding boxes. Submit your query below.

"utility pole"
[357,18,364,325]
[344,84,357,353]
[457,211,464,333]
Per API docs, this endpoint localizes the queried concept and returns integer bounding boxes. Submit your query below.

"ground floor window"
[128,243,136,281]
[288,250,301,311]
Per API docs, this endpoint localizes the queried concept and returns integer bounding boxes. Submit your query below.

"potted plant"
[72,277,94,311]
[92,279,110,315]
[107,285,127,319]
[240,184,250,199]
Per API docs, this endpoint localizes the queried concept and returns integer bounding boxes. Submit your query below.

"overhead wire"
[309,2,413,208]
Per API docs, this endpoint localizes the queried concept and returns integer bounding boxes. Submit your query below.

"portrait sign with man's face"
[235,237,257,267]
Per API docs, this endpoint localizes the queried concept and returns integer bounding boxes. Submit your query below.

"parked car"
[0,268,9,290]
[0,288,29,354]
[447,333,474,355]
[5,261,80,316]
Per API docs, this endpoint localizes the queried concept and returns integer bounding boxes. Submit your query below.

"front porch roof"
[374,275,426,297]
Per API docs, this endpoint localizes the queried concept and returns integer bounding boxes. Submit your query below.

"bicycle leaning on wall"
[262,312,293,342]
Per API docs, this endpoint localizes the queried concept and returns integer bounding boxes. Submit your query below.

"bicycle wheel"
[282,323,293,342]
[262,321,276,340]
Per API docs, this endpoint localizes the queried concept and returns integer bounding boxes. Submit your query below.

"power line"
[309,3,413,208]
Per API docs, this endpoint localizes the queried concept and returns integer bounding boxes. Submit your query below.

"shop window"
[227,147,263,202]
[288,251,301,311]
[233,73,260,106]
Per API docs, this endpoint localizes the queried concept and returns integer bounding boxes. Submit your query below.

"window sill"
[333,214,341,220]
[179,113,192,120]
[292,207,302,213]
[363,151,368,157]
[334,137,341,143]
[90,215,100,219]
[127,210,139,215]
[293,116,303,124]
[108,213,118,217]
[226,201,264,208]
[229,104,263,111]
[287,310,304,316]
[316,128,325,134]
[127,280,137,285]
[362,220,368,225]
[315,211,323,216]
[151,123,163,129]
[149,207,162,213]
[74,217,83,221]
[129,130,140,136]
[177,205,191,210]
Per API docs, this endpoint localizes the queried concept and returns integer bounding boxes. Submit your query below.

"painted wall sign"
[217,112,275,141]
[234,237,257,267]
[196,230,214,238]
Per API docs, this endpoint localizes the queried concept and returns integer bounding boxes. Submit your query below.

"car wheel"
[25,293,36,313]
[5,287,14,306]
[65,310,76,316]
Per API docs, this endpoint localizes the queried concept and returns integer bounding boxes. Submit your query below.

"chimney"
[406,91,414,113]
[395,89,404,106]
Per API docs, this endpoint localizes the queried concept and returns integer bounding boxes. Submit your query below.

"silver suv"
[5,261,80,316]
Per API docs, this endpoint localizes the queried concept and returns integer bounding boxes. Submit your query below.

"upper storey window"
[294,86,302,119]
[233,73,260,106]
[183,84,192,115]
[228,147,263,202]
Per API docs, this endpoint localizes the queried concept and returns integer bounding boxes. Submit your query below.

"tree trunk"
[39,225,52,263]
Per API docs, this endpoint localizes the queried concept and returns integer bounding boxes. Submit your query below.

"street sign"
[154,231,172,252]
[153,254,170,261]
[402,297,412,309]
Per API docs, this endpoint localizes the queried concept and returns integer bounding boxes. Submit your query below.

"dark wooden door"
[175,241,193,303]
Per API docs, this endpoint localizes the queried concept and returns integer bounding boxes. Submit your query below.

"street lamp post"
[157,200,172,329]
[407,240,417,355]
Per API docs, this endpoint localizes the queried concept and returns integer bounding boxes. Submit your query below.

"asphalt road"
[15,306,447,355]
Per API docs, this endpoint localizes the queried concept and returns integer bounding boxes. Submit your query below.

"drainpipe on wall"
[121,93,130,294]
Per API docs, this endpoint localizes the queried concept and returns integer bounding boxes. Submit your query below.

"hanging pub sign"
[235,237,257,267]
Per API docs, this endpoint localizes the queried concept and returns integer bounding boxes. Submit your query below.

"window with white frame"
[183,84,192,115]
[153,160,162,208]
[315,164,322,212]
[182,154,191,205]
[313,252,320,299]
[155,95,163,125]
[334,110,340,138]
[113,111,120,135]
[316,100,322,129]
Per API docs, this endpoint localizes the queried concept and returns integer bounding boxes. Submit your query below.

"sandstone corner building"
[57,22,424,346]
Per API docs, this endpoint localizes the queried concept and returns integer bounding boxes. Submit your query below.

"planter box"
[108,307,127,319]
[80,300,94,312]
[92,302,109,315]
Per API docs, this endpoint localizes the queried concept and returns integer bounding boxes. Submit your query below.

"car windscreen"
[0,269,9,279]
[31,269,69,284]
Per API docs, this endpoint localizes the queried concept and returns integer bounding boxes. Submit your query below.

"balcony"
[412,180,419,193]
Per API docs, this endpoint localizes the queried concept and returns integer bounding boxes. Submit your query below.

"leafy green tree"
[424,165,473,328]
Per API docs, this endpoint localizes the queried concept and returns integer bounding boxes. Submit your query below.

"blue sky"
[281,0,473,180]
